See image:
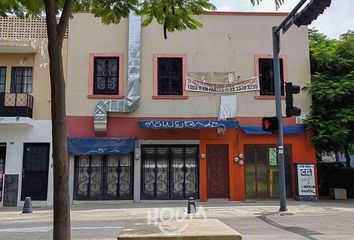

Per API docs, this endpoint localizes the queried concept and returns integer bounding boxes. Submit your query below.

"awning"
[68,138,135,156]
[241,126,305,135]
[139,120,239,129]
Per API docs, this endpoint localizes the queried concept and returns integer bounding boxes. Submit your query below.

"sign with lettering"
[269,148,277,166]
[139,120,239,129]
[185,76,260,94]
[296,164,317,201]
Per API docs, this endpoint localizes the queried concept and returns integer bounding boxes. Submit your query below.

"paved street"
[0,200,353,240]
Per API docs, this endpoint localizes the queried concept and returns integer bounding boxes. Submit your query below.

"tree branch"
[57,0,74,42]
[44,0,58,41]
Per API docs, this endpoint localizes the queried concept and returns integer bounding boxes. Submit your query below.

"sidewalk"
[1,199,354,221]
[1,199,354,240]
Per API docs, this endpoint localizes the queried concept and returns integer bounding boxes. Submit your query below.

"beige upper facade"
[67,12,311,118]
[0,16,68,120]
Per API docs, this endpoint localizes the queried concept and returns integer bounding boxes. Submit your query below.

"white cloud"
[210,0,354,39]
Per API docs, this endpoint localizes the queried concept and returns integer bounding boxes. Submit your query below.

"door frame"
[206,144,229,199]
[21,143,50,201]
[244,144,293,199]
[199,140,235,202]
[0,143,6,203]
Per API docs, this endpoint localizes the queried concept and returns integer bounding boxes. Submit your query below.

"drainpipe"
[94,11,142,133]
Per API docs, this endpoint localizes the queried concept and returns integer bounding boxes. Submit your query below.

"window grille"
[93,57,119,95]
[158,58,183,95]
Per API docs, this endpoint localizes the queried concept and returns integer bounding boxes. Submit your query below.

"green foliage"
[139,0,216,39]
[304,30,354,156]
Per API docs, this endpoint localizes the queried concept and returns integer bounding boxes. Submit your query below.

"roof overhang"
[0,117,34,127]
[0,41,36,54]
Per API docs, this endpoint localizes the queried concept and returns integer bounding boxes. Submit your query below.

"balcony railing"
[0,93,34,118]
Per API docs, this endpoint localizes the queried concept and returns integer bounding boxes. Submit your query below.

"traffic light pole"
[272,0,308,212]
[272,28,287,212]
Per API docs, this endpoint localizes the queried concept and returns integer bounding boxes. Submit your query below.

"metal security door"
[21,143,49,201]
[74,154,133,200]
[141,145,199,200]
[207,144,229,198]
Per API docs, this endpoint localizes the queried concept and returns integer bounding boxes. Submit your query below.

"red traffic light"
[262,117,278,132]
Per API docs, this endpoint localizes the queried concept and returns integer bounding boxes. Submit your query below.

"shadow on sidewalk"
[256,213,323,240]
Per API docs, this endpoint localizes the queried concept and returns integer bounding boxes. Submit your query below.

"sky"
[210,0,354,39]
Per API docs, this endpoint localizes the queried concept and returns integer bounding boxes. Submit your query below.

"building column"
[133,140,141,203]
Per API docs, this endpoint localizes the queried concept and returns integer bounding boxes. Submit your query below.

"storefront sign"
[186,76,259,94]
[139,120,239,129]
[296,164,317,201]
[269,148,277,166]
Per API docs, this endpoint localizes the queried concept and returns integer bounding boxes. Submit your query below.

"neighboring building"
[66,11,317,203]
[0,17,68,207]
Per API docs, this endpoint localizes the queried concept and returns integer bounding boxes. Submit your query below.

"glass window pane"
[245,145,256,199]
[11,67,32,93]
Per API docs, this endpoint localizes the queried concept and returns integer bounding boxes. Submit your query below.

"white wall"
[0,120,53,207]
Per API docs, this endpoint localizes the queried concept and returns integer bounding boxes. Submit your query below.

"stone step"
[118,219,242,240]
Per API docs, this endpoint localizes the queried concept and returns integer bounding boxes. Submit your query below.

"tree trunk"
[44,0,72,239]
[344,145,351,168]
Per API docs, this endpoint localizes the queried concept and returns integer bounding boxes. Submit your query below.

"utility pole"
[272,0,331,212]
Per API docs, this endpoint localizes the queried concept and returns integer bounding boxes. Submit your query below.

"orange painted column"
[199,143,207,202]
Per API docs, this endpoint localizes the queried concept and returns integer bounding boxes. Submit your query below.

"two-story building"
[66,11,317,203]
[0,17,68,207]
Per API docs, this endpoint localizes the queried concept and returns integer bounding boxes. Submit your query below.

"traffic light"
[294,0,331,27]
[262,117,278,132]
[285,82,301,117]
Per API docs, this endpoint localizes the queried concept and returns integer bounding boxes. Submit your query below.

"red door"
[207,144,229,198]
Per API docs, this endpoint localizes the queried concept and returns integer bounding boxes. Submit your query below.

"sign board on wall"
[185,76,260,94]
[295,164,317,201]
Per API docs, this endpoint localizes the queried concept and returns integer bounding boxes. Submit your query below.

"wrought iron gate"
[141,145,199,200]
[74,154,133,200]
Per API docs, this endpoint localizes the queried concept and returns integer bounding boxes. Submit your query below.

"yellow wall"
[0,41,68,120]
[67,13,311,118]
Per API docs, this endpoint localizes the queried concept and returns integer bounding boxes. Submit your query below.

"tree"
[1,0,284,239]
[304,29,354,168]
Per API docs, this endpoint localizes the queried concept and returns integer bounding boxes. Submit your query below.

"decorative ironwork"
[74,153,133,200]
[158,58,183,95]
[11,67,33,93]
[93,57,119,95]
[259,58,284,96]
[0,93,33,118]
[141,145,199,200]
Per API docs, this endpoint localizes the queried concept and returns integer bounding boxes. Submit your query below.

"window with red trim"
[93,57,119,95]
[157,57,183,96]
[258,58,284,96]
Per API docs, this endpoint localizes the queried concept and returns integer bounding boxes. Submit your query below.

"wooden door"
[207,144,229,198]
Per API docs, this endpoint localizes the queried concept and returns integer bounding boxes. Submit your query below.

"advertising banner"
[296,164,317,201]
[185,76,260,94]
